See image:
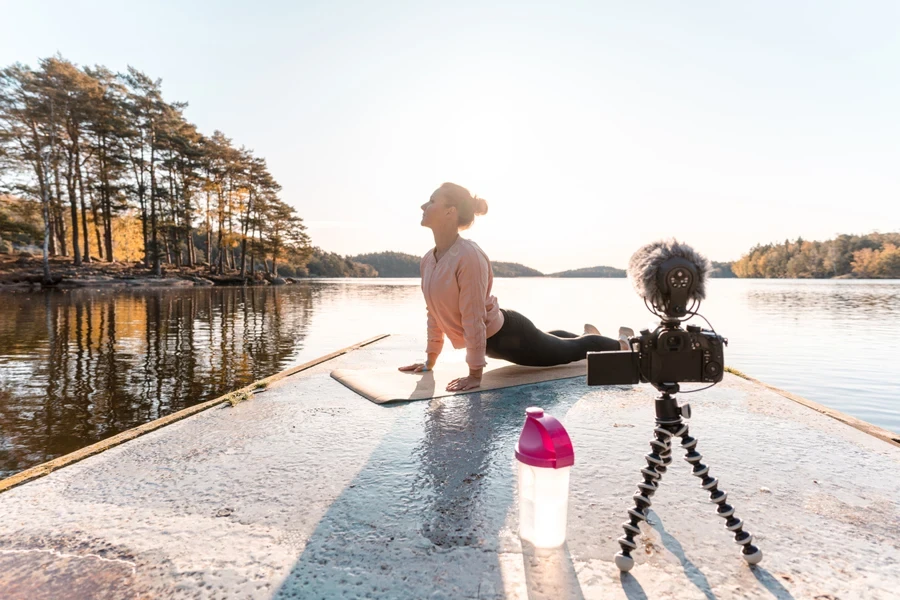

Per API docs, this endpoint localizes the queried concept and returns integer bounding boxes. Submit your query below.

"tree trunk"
[239,240,247,278]
[53,161,67,256]
[66,154,82,266]
[132,144,149,268]
[39,155,52,282]
[138,187,148,266]
[47,204,57,256]
[41,192,52,283]
[150,141,160,276]
[76,145,92,263]
[205,188,211,268]
[216,188,224,275]
[239,189,251,278]
[103,195,114,262]
[182,165,195,268]
[100,140,114,263]
[248,218,257,279]
[88,184,104,261]
[226,189,235,271]
[168,170,177,266]
[95,137,113,262]
[53,199,66,256]
[29,119,53,283]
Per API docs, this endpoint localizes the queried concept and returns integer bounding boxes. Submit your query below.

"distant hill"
[345,251,739,279]
[548,265,626,278]
[350,252,544,277]
[301,247,377,278]
[350,251,420,277]
[492,262,543,277]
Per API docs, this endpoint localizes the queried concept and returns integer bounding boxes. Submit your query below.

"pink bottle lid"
[515,407,575,469]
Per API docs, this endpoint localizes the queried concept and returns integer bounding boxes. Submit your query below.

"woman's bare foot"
[618,326,635,350]
[583,323,601,335]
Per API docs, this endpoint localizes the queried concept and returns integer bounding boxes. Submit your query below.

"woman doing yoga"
[399,182,632,392]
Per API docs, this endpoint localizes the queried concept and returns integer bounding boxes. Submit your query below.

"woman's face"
[420,189,455,229]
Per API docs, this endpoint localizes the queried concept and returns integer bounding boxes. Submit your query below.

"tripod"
[614,383,763,572]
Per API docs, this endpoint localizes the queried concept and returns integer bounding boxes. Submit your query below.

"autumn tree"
[0,63,60,281]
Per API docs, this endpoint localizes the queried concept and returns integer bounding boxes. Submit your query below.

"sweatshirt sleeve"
[421,255,444,356]
[456,248,490,369]
[425,307,444,355]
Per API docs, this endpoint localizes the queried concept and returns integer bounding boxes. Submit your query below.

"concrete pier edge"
[724,366,900,448]
[0,333,389,495]
[1,341,895,496]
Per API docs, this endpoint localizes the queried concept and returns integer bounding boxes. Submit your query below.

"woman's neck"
[432,228,459,258]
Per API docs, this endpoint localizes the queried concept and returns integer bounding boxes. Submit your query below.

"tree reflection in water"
[0,286,315,478]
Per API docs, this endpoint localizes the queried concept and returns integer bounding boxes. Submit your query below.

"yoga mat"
[331,360,587,404]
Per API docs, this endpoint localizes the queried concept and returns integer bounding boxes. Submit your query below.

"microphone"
[626,239,711,318]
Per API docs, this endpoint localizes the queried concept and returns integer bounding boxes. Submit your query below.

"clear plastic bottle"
[515,407,575,548]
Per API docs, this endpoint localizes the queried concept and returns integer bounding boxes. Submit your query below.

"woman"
[399,182,631,392]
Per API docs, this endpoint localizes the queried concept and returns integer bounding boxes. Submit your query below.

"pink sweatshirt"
[420,237,505,369]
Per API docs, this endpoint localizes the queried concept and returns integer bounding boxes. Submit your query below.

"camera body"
[586,322,726,388]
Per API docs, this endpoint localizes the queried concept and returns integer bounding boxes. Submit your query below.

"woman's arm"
[448,249,490,390]
[401,255,445,373]
[425,308,444,362]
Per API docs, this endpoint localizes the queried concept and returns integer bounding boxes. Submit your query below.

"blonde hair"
[437,182,488,230]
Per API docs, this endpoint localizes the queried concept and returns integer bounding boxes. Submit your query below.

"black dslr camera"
[587,323,725,386]
[586,244,726,390]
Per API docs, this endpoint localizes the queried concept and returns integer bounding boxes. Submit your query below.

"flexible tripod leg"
[676,423,763,565]
[614,425,672,572]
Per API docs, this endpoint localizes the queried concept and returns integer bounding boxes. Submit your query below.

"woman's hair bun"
[473,195,489,216]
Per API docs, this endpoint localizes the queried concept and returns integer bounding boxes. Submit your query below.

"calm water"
[1,279,898,478]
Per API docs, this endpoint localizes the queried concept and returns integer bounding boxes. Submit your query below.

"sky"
[2,1,899,272]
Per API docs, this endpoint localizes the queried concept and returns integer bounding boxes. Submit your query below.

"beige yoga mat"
[331,360,587,404]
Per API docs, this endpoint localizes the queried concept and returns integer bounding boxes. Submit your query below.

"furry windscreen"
[626,239,711,308]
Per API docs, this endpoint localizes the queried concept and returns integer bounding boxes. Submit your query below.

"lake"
[1,278,898,478]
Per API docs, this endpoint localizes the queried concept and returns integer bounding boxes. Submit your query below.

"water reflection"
[0,287,314,478]
[745,281,900,317]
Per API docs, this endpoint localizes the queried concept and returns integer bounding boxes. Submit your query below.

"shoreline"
[0,254,303,290]
[2,255,897,290]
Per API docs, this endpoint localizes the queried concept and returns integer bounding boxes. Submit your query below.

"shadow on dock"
[273,380,586,599]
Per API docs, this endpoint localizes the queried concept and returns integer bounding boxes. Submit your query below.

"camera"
[587,323,726,387]
[586,240,726,390]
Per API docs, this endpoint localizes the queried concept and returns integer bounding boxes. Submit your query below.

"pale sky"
[2,1,898,272]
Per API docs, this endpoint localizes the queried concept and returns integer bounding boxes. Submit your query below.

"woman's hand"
[399,353,438,373]
[446,372,482,392]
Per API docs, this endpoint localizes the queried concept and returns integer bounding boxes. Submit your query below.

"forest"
[731,233,900,279]
[0,56,311,283]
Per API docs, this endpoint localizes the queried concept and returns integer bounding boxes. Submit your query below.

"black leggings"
[485,309,621,367]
